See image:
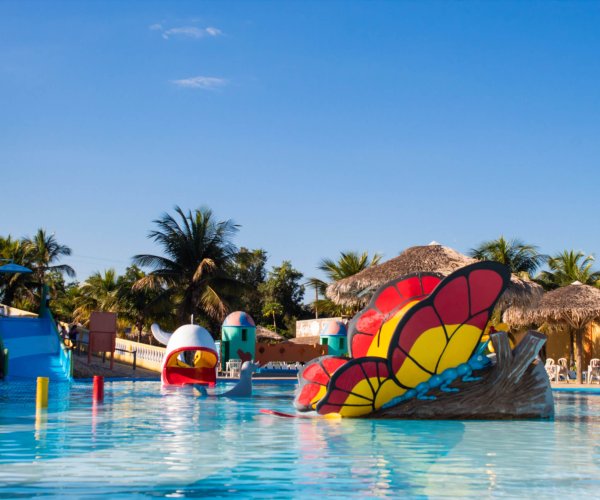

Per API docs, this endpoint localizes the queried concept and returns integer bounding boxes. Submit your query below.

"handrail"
[115,338,165,366]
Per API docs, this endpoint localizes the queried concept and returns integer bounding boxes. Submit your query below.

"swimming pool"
[1,380,599,498]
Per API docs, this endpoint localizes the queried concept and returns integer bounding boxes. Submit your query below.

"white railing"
[115,338,165,371]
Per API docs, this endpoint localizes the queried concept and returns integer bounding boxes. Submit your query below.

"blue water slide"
[0,308,72,382]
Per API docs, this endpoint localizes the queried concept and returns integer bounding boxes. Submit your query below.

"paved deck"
[72,352,159,379]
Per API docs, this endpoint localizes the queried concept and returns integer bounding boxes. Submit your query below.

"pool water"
[0,380,599,498]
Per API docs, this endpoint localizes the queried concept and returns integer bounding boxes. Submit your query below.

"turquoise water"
[0,380,599,498]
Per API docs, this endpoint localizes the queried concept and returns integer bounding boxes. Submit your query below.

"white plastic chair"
[545,358,557,380]
[226,359,242,378]
[588,358,600,384]
[557,358,570,383]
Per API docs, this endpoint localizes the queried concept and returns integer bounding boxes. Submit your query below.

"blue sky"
[1,1,599,287]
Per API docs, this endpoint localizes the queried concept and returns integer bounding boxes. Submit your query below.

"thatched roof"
[326,243,542,310]
[256,325,287,342]
[503,282,600,329]
[256,326,285,342]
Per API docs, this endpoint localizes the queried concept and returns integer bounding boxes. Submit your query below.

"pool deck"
[72,355,297,381]
[73,356,600,388]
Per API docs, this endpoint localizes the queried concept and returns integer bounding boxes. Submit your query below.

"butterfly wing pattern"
[298,261,511,418]
[347,273,443,359]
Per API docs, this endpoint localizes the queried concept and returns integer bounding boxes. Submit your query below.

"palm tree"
[133,206,240,326]
[117,265,173,343]
[24,229,76,284]
[536,250,600,290]
[469,236,546,277]
[309,251,382,317]
[262,301,284,332]
[73,269,120,324]
[0,236,35,307]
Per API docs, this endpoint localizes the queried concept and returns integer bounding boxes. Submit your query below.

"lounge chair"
[588,358,600,384]
[545,358,557,381]
[557,358,569,383]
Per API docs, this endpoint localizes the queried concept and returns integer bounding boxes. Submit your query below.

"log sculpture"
[371,331,554,419]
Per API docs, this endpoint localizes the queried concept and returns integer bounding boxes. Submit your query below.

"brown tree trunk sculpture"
[371,331,554,419]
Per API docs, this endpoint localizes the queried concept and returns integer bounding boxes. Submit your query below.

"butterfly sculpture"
[295,261,511,417]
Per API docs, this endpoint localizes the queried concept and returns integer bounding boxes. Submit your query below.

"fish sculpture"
[151,323,219,386]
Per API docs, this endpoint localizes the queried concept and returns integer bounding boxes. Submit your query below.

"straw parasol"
[326,243,543,311]
[503,281,600,383]
[256,325,285,343]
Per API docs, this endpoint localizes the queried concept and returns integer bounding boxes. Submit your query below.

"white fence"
[115,338,165,372]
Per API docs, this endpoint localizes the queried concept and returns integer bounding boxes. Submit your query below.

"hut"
[504,282,600,384]
[221,311,256,369]
[326,243,542,312]
[319,321,348,356]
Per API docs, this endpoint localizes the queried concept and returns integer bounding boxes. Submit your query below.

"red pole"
[93,375,104,403]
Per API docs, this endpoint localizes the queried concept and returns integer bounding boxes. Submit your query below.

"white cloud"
[205,27,222,37]
[161,26,222,40]
[149,23,163,31]
[171,76,228,90]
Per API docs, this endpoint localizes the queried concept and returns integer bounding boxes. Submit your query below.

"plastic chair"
[226,359,242,378]
[557,358,569,383]
[588,358,600,384]
[544,358,557,380]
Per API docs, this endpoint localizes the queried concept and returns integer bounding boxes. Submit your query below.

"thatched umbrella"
[256,325,285,343]
[504,281,600,384]
[326,243,542,311]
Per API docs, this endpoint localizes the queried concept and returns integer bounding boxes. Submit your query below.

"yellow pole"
[36,376,49,409]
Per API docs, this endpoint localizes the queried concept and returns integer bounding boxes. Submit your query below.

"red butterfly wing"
[347,273,443,358]
[315,357,402,417]
[294,356,348,412]
[387,261,510,388]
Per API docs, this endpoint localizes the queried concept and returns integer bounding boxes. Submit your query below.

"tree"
[133,206,240,329]
[262,301,283,332]
[469,236,546,277]
[227,247,267,321]
[536,250,600,290]
[23,229,76,285]
[0,236,34,307]
[258,261,306,336]
[73,269,120,324]
[309,251,382,317]
[117,265,172,343]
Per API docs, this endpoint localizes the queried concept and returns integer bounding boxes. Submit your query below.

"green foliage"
[74,269,120,323]
[117,265,174,341]
[133,206,241,328]
[258,261,307,336]
[0,230,74,309]
[309,251,382,317]
[227,247,267,322]
[536,250,600,289]
[318,251,382,281]
[469,236,547,277]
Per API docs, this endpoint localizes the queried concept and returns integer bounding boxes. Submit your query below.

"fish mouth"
[163,346,218,386]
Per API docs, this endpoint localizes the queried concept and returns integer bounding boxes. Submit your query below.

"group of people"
[58,322,79,348]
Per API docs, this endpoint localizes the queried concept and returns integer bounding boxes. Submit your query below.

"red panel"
[165,367,216,386]
[374,286,402,314]
[433,276,469,325]
[296,383,321,407]
[390,347,407,374]
[333,364,370,392]
[321,357,348,376]
[303,363,329,385]
[469,269,504,313]
[396,276,425,300]
[422,275,443,294]
[356,309,384,335]
[465,311,490,330]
